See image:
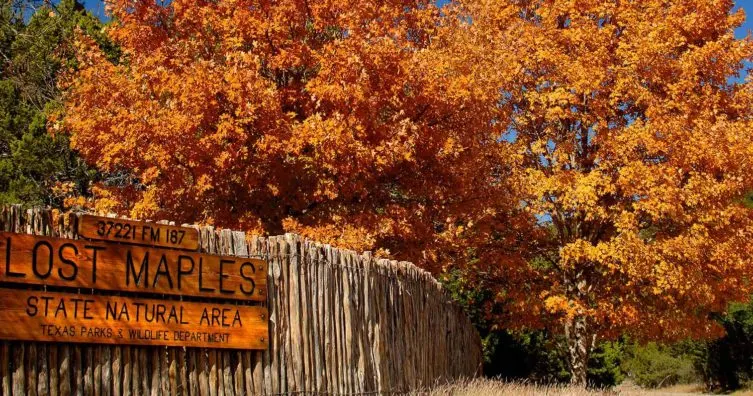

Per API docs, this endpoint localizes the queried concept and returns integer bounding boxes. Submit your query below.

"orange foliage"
[62,0,753,382]
[63,0,753,353]
[61,0,534,273]
[429,0,753,359]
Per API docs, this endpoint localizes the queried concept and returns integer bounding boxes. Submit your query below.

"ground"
[416,379,723,395]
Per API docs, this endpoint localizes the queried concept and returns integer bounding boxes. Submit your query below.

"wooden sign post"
[0,218,268,350]
[0,289,267,349]
[78,215,200,250]
[0,232,266,300]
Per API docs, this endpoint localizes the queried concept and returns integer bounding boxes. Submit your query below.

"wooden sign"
[0,289,267,349]
[79,215,200,250]
[0,232,266,301]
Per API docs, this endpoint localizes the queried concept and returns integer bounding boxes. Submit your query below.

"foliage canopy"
[62,0,753,384]
[0,0,112,207]
[61,0,533,273]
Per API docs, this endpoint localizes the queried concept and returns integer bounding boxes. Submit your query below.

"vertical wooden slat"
[188,350,198,396]
[49,345,59,396]
[329,246,340,394]
[83,348,93,396]
[240,351,251,396]
[264,236,277,396]
[217,354,225,396]
[323,246,333,393]
[12,344,24,396]
[92,346,101,396]
[121,347,131,396]
[47,345,58,396]
[208,350,218,396]
[219,230,234,396]
[198,349,209,396]
[2,343,9,396]
[73,346,82,396]
[130,348,139,396]
[298,239,311,393]
[278,238,291,393]
[356,252,370,391]
[38,344,48,396]
[274,237,287,395]
[102,347,112,396]
[59,345,70,396]
[221,352,232,396]
[160,348,169,396]
[26,343,38,395]
[186,350,196,396]
[139,348,148,396]
[150,348,160,396]
[341,253,353,394]
[337,249,348,395]
[178,348,188,396]
[112,347,121,396]
[11,344,23,396]
[313,244,325,393]
[286,234,302,393]
[322,245,333,394]
[0,206,484,396]
[330,247,341,395]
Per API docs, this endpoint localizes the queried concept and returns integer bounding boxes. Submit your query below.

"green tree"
[695,298,753,391]
[587,341,625,388]
[0,0,114,207]
[622,342,700,389]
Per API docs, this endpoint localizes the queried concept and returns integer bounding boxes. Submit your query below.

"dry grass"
[410,378,711,395]
[412,378,618,395]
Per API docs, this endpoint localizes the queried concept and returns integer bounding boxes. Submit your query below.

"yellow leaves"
[130,187,160,220]
[559,239,607,270]
[267,184,280,197]
[466,0,753,340]
[195,175,213,195]
[543,295,571,315]
[282,217,379,253]
[141,167,161,184]
[87,186,125,216]
[61,0,753,344]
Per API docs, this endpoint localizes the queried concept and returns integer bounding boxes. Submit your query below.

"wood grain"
[0,232,266,301]
[0,289,268,350]
[78,215,199,251]
[0,205,483,395]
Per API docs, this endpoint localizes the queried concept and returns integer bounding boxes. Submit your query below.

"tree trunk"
[565,314,591,386]
[564,266,594,387]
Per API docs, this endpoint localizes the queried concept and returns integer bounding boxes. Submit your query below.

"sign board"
[0,232,266,301]
[79,215,200,250]
[0,227,269,350]
[0,289,267,349]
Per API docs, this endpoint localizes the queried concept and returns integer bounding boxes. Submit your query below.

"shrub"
[621,342,699,388]
[587,341,624,388]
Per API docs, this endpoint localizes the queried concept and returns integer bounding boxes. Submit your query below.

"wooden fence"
[0,206,482,395]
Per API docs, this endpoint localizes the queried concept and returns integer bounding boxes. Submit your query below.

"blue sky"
[737,0,753,39]
[80,0,106,19]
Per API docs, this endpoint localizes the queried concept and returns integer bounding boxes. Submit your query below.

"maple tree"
[428,0,753,384]
[62,0,753,385]
[60,0,533,273]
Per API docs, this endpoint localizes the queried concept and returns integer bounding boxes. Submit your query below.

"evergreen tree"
[0,0,114,207]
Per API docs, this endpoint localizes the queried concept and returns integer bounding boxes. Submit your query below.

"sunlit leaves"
[62,0,532,273]
[439,0,753,343]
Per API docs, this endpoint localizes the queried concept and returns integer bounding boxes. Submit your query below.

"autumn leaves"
[60,0,753,384]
